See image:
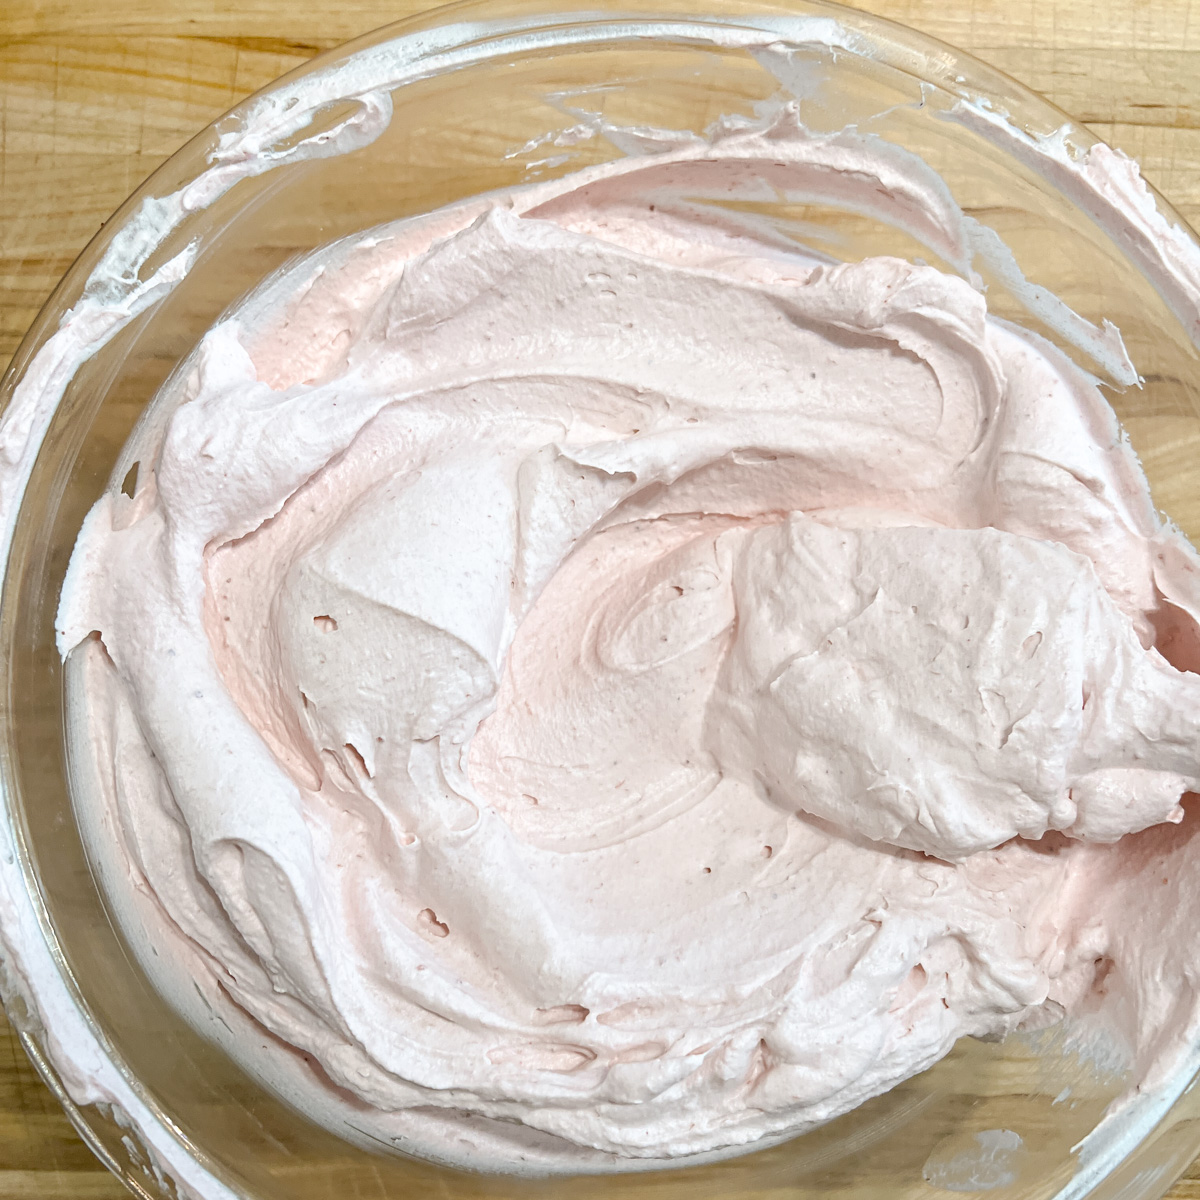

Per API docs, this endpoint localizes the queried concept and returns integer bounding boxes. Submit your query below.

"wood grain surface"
[2,1,1200,1197]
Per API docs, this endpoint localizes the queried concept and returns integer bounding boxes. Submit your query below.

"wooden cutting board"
[1,1,1199,1196]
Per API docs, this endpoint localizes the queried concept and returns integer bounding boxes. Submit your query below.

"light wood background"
[2,0,1200,1196]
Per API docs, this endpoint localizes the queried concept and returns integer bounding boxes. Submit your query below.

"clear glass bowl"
[2,1,1199,1197]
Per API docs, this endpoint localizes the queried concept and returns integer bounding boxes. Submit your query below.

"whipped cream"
[55,105,1200,1173]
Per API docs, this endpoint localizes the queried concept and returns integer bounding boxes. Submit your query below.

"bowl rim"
[2,4,1199,1198]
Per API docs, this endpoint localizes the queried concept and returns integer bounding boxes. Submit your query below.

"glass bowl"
[2,1,1199,1197]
